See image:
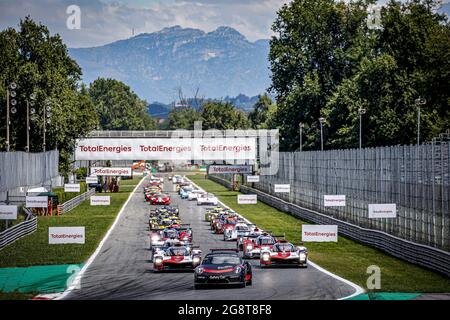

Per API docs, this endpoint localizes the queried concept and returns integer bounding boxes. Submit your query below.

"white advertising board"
[368,203,397,218]
[324,195,346,207]
[0,205,18,220]
[86,176,98,184]
[49,227,85,244]
[90,196,111,206]
[302,225,338,242]
[237,194,258,204]
[246,175,260,183]
[75,137,257,161]
[91,167,132,176]
[64,183,80,193]
[208,165,253,174]
[26,196,48,208]
[274,184,290,193]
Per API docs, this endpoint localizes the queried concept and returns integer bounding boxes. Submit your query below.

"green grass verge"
[0,177,142,268]
[0,292,37,300]
[190,174,450,293]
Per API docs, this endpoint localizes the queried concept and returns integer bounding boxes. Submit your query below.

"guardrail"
[208,175,450,277]
[59,188,95,214]
[0,208,37,250]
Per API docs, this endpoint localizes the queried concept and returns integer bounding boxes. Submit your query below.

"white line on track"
[53,175,147,300]
[187,176,365,300]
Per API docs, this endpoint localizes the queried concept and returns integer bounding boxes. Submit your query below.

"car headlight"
[193,256,201,264]
[262,253,270,261]
[234,266,242,274]
[246,244,253,251]
[154,257,163,265]
[197,267,204,274]
[151,235,160,242]
[299,253,307,261]
[183,236,189,241]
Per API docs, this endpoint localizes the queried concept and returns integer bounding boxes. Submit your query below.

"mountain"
[69,26,271,103]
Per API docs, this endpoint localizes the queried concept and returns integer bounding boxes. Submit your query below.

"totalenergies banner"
[75,137,256,161]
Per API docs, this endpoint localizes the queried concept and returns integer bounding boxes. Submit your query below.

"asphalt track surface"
[64,175,356,300]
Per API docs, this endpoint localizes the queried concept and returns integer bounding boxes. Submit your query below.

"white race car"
[153,244,202,272]
[260,241,308,268]
[197,193,219,206]
[188,190,206,201]
[223,223,254,241]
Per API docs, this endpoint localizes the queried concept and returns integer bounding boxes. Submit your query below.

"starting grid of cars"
[143,174,309,289]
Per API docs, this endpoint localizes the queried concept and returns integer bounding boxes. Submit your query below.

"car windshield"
[258,237,275,245]
[183,187,193,192]
[161,220,172,226]
[207,256,241,265]
[168,247,189,256]
[164,229,177,238]
[236,225,248,231]
[273,243,295,252]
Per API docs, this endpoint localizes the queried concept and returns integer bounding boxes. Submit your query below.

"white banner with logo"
[274,184,290,193]
[324,195,346,207]
[90,196,111,206]
[237,194,257,204]
[302,225,338,242]
[0,205,18,220]
[26,196,48,208]
[246,175,260,183]
[49,227,85,244]
[86,176,98,184]
[75,137,256,161]
[368,203,397,218]
[64,183,80,193]
[208,165,253,174]
[91,167,132,176]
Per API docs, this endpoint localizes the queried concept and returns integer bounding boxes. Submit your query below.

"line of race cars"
[145,175,309,289]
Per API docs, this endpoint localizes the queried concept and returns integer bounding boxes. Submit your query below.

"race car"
[188,190,206,201]
[176,182,191,192]
[148,193,171,205]
[204,207,225,222]
[180,186,195,199]
[150,227,179,248]
[242,233,282,259]
[153,244,202,272]
[197,193,219,206]
[194,249,252,288]
[260,240,308,268]
[223,222,254,241]
[150,217,175,230]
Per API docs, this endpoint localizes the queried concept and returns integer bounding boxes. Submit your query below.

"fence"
[208,175,450,277]
[0,208,37,250]
[59,188,95,214]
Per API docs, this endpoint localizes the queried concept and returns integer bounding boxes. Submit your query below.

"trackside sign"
[208,165,252,174]
[49,227,85,244]
[75,137,256,161]
[246,175,260,183]
[90,196,111,206]
[274,184,290,193]
[0,205,18,220]
[368,203,397,218]
[237,194,257,204]
[64,183,80,193]
[26,196,48,208]
[324,195,346,207]
[302,225,338,242]
[91,167,132,176]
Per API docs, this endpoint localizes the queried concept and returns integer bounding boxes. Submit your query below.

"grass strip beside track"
[0,177,141,268]
[189,174,450,293]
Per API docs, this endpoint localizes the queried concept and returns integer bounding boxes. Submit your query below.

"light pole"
[319,117,326,151]
[43,100,52,152]
[5,82,17,152]
[358,108,366,149]
[415,97,426,146]
[299,122,304,152]
[25,93,36,152]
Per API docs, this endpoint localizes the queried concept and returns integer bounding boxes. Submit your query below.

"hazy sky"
[0,0,448,48]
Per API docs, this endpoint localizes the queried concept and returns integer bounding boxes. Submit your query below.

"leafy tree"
[0,17,98,176]
[201,101,250,130]
[168,107,202,130]
[248,94,276,129]
[88,78,156,130]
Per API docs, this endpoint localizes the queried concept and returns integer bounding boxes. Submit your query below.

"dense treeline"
[269,0,450,151]
[0,17,156,176]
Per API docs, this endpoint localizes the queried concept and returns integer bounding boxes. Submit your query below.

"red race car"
[149,193,171,205]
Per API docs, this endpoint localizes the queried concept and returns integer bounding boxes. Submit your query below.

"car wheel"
[247,277,253,286]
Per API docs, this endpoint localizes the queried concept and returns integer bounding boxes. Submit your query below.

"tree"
[201,101,250,130]
[0,17,98,176]
[88,78,156,130]
[248,94,276,129]
[168,107,202,130]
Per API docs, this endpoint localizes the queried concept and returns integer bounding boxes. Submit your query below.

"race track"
[64,174,356,300]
